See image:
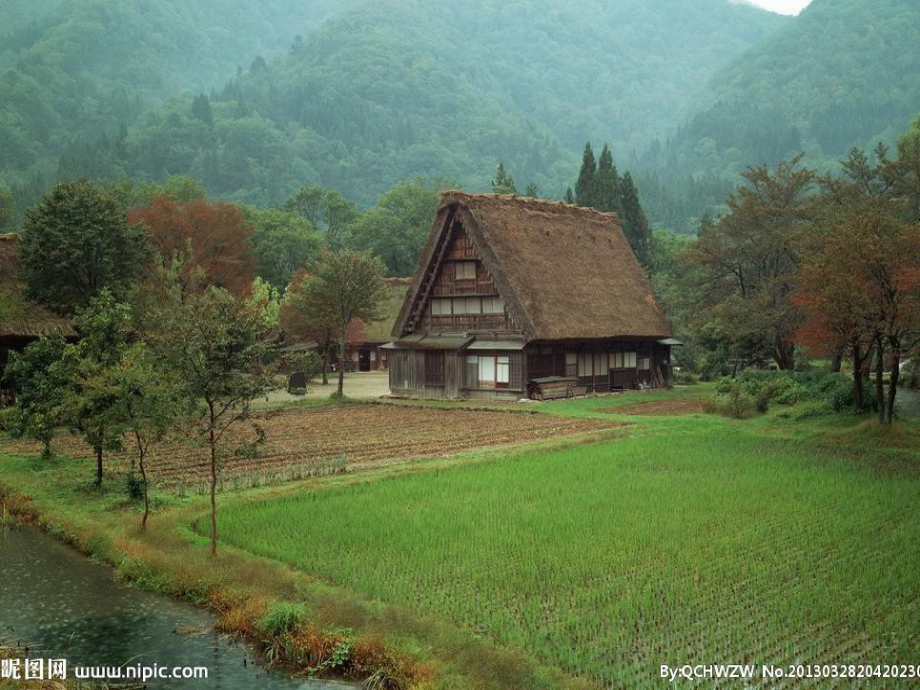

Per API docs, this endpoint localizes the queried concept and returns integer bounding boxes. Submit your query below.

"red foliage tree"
[795,206,920,421]
[129,196,256,297]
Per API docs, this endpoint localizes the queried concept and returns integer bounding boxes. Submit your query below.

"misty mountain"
[638,0,920,228]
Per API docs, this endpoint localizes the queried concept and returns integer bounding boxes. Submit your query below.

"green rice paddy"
[217,409,920,687]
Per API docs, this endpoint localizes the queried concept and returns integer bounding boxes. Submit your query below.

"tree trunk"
[95,447,103,486]
[851,341,864,413]
[831,347,843,373]
[136,432,149,532]
[773,336,795,371]
[336,338,346,397]
[321,350,329,386]
[874,336,886,425]
[208,401,218,556]
[885,341,900,425]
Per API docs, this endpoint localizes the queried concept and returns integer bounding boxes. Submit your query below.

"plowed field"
[0,404,614,486]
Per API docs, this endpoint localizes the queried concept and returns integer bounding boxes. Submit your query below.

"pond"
[0,526,355,689]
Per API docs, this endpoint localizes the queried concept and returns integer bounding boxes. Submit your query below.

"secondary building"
[386,192,675,400]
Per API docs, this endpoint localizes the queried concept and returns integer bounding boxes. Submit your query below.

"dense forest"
[638,0,920,229]
[0,0,786,218]
[0,0,918,234]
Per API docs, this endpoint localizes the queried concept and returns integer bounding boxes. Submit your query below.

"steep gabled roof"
[394,192,671,341]
[355,277,410,343]
[0,234,77,339]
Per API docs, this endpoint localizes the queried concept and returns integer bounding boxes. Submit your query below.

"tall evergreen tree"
[564,187,575,204]
[574,143,597,207]
[593,144,621,213]
[618,172,651,267]
[525,182,539,198]
[491,162,517,194]
[191,93,214,127]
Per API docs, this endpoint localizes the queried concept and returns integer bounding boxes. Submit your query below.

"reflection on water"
[0,527,353,689]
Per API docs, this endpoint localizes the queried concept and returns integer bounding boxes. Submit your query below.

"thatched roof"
[359,278,410,343]
[0,234,76,339]
[394,192,671,341]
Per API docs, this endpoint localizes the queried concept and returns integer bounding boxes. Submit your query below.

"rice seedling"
[217,419,920,687]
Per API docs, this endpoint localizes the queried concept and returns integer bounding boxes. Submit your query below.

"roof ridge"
[438,190,621,221]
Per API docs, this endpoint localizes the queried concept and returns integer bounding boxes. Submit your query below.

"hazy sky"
[746,0,812,14]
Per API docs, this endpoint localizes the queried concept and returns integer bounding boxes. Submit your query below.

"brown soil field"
[0,404,615,486]
[602,399,705,416]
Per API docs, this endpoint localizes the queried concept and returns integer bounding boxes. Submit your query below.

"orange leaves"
[129,195,256,298]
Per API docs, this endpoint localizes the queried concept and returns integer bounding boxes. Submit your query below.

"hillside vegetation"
[1,0,785,210]
[640,0,920,229]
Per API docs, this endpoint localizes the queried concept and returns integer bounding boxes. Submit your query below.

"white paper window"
[565,353,577,366]
[456,261,477,280]
[370,351,376,361]
[625,352,637,368]
[595,352,608,373]
[479,355,496,382]
[497,356,510,384]
[578,353,593,377]
[482,297,504,314]
[639,356,650,370]
[465,297,481,314]
[432,298,451,315]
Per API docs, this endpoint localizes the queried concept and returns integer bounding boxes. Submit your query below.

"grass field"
[215,395,920,687]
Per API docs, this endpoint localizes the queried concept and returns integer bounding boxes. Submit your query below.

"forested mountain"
[1,0,786,213]
[0,0,357,200]
[639,0,920,229]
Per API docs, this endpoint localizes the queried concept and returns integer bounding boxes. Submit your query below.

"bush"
[672,369,700,385]
[901,359,919,390]
[712,383,756,418]
[125,473,145,501]
[259,601,308,636]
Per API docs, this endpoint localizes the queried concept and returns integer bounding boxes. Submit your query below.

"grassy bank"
[1,386,918,688]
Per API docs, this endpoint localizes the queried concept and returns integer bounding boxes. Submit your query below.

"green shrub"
[125,473,145,501]
[672,369,700,385]
[259,601,308,636]
[901,359,919,390]
[713,384,756,418]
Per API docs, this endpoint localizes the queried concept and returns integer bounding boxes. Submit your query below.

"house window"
[425,351,445,386]
[465,353,521,390]
[497,356,510,386]
[432,298,452,316]
[578,352,594,377]
[453,297,481,315]
[594,352,608,374]
[482,297,504,314]
[638,356,650,370]
[479,355,496,383]
[465,355,479,387]
[565,352,577,377]
[456,261,477,280]
[611,352,637,369]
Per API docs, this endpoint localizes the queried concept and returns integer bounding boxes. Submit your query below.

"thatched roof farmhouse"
[387,192,675,400]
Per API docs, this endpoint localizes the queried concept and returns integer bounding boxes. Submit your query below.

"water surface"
[0,527,353,689]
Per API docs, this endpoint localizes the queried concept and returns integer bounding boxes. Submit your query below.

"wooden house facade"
[386,193,675,400]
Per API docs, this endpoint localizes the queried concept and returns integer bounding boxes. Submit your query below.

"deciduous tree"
[19,180,149,315]
[1,334,74,458]
[684,156,814,370]
[144,272,275,555]
[298,250,387,397]
[129,196,256,298]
